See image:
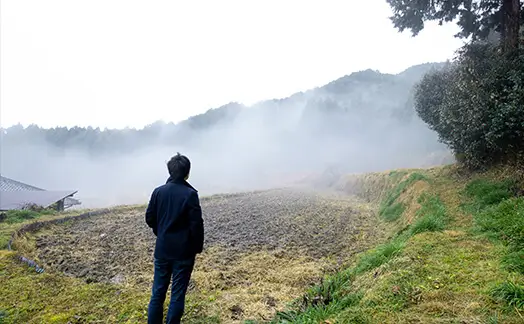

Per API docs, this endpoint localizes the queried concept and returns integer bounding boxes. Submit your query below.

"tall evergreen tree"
[386,0,523,50]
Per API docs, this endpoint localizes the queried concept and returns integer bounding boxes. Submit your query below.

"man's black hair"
[167,152,191,180]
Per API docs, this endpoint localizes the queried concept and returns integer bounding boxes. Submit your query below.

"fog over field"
[0,63,452,208]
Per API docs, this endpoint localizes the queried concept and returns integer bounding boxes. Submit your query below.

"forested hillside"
[2,63,445,153]
[0,63,451,206]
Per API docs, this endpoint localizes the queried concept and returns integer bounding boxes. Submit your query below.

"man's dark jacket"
[145,177,204,260]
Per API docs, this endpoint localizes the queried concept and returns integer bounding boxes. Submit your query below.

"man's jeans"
[148,258,195,324]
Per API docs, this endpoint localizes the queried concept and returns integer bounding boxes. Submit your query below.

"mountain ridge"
[0,61,453,206]
[1,62,446,132]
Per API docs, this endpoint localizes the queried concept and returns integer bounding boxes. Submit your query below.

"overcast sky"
[1,0,464,129]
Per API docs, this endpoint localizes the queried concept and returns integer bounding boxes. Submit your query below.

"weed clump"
[274,290,363,324]
[501,251,524,274]
[475,197,524,250]
[476,197,524,275]
[491,282,524,310]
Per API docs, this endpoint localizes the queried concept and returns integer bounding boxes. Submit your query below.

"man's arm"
[145,189,158,236]
[187,190,204,254]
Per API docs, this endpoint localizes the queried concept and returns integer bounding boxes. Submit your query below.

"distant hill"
[180,62,448,133]
[1,62,447,151]
[0,62,453,203]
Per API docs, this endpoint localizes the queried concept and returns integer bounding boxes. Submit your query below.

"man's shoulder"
[184,182,198,194]
[157,182,198,194]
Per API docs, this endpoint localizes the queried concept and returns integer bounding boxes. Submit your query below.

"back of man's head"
[167,153,191,180]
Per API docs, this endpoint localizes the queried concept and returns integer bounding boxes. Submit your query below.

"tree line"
[1,66,441,156]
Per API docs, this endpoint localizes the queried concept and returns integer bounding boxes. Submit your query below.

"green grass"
[464,178,518,211]
[0,252,148,323]
[460,176,524,313]
[463,178,524,277]
[388,170,408,181]
[379,172,428,221]
[0,209,58,249]
[501,251,524,274]
[0,251,221,324]
[0,207,106,249]
[475,198,524,276]
[272,169,524,323]
[1,209,56,224]
[474,197,524,250]
[380,202,405,222]
[491,281,524,310]
[353,239,406,275]
[0,234,11,250]
[409,194,447,236]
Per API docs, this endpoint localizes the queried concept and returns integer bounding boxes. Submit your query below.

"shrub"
[414,44,524,169]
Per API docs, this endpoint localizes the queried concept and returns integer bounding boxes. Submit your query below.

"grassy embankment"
[270,166,524,323]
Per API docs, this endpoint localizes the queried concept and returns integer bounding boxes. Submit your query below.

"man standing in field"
[145,153,204,324]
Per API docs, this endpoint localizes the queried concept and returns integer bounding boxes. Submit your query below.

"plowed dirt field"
[22,189,385,322]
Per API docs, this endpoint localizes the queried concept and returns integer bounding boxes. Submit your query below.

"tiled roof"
[0,176,45,191]
[0,190,78,210]
[0,176,81,210]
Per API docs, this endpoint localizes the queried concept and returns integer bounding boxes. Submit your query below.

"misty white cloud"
[0,0,463,129]
[0,64,455,209]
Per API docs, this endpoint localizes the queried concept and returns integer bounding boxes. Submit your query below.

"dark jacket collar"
[166,176,198,192]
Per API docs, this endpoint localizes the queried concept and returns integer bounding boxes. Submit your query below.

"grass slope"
[270,166,524,323]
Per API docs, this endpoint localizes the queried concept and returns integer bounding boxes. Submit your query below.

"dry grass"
[397,180,430,225]
[334,171,394,203]
[192,249,328,322]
